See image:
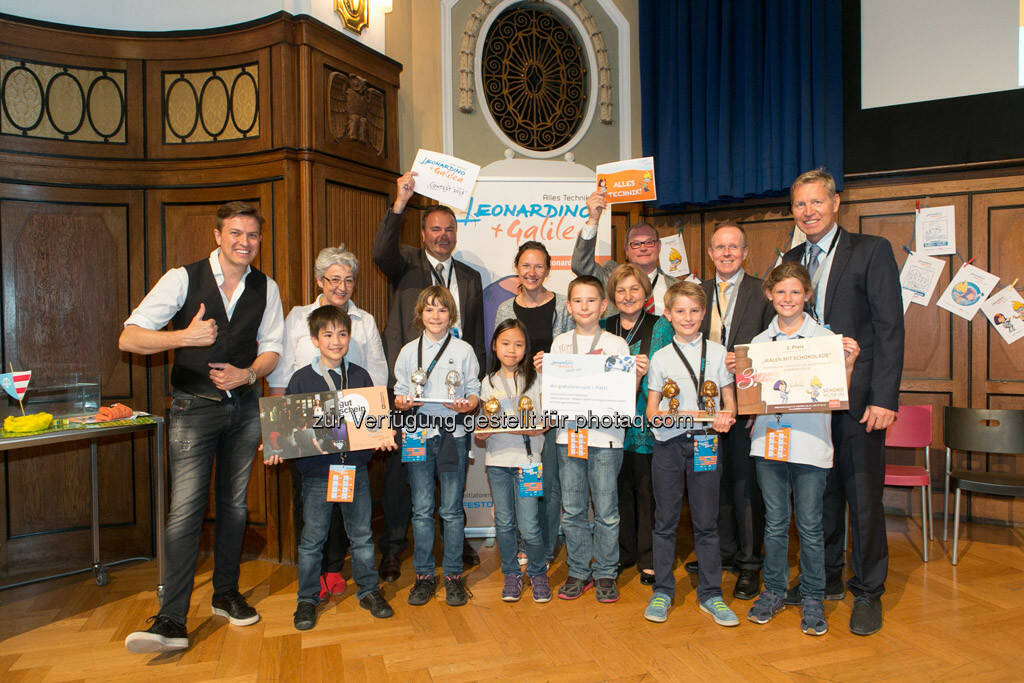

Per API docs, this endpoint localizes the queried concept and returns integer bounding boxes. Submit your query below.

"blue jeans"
[755,458,828,601]
[297,465,378,603]
[405,435,469,576]
[557,444,623,580]
[487,466,547,577]
[160,390,261,625]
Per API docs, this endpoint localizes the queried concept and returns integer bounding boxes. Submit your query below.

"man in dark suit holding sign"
[372,170,486,582]
[688,222,773,600]
[781,168,904,636]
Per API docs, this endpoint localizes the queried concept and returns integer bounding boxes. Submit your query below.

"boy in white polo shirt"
[643,281,737,626]
[540,275,635,604]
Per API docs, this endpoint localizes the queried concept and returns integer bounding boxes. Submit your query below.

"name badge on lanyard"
[765,425,792,461]
[518,464,543,497]
[327,464,356,502]
[401,429,427,462]
[693,434,718,472]
[568,429,588,459]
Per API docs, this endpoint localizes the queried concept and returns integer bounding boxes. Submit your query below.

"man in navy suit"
[781,168,904,636]
[372,170,486,582]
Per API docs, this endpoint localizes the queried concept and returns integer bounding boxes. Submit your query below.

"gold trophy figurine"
[517,395,534,429]
[483,397,501,416]
[662,378,680,415]
[700,380,719,416]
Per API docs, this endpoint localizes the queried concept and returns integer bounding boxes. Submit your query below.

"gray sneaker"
[747,590,786,624]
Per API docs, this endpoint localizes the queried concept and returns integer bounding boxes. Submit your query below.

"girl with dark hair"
[493,241,573,561]
[476,318,550,602]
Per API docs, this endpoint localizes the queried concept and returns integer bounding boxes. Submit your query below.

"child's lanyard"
[671,337,707,396]
[316,360,348,392]
[416,333,453,397]
[572,330,602,354]
[316,360,348,462]
[497,371,534,461]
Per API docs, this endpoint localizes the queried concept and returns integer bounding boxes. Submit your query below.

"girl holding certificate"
[743,263,859,636]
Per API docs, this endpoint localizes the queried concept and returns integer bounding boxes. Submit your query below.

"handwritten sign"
[595,156,657,204]
[411,149,480,211]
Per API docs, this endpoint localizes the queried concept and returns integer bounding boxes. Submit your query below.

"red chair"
[884,405,933,561]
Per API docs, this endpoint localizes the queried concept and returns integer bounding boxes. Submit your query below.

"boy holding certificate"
[643,282,737,626]
[539,275,633,604]
[393,286,480,607]
[744,263,858,636]
[262,305,395,631]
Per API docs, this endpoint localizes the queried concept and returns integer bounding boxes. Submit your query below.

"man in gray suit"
[571,190,679,314]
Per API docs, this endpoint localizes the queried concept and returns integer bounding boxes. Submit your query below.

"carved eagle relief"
[328,70,385,155]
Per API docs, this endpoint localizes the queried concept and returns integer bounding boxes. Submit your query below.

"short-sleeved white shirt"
[646,335,732,442]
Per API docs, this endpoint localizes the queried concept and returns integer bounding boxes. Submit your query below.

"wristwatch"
[247,367,256,385]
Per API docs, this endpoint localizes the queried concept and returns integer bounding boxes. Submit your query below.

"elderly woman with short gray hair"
[269,245,387,392]
[268,244,387,600]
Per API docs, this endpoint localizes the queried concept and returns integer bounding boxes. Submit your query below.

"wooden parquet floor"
[1,516,1023,682]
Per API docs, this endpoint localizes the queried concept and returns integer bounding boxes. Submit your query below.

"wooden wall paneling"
[0,186,152,580]
[0,45,144,159]
[647,210,702,278]
[144,49,272,160]
[308,41,401,173]
[968,191,1024,526]
[144,183,278,562]
[703,204,795,282]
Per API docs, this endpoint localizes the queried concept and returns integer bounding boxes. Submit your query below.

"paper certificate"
[595,157,657,204]
[937,263,999,321]
[981,285,1024,345]
[541,353,636,422]
[914,205,956,256]
[259,386,392,460]
[659,233,691,277]
[411,149,481,211]
[900,253,944,312]
[734,335,849,415]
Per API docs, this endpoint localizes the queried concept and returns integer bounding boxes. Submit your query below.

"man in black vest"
[120,202,284,653]
[686,222,773,598]
[373,170,485,582]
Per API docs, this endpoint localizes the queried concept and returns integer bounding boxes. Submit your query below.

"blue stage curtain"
[640,0,843,208]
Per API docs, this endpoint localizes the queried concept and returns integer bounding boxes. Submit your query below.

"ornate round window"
[480,4,588,153]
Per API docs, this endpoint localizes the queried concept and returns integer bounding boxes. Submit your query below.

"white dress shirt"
[123,248,284,358]
[266,296,388,389]
[804,224,839,323]
[424,252,463,334]
[713,270,744,344]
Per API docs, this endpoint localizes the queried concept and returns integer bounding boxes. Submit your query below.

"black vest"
[170,259,267,400]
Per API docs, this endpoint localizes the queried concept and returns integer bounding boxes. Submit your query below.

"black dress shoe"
[849,596,882,635]
[462,539,480,568]
[684,560,737,575]
[733,569,760,600]
[784,575,845,605]
[379,553,401,583]
[639,571,656,586]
